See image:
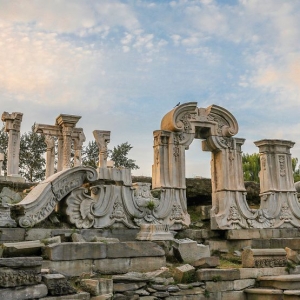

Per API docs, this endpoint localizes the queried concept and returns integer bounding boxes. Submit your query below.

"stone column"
[93,130,110,168]
[1,112,23,177]
[56,114,81,170]
[57,137,63,172]
[0,152,4,176]
[73,130,86,167]
[45,135,55,178]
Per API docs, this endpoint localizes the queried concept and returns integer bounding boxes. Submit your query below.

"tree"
[108,142,139,170]
[82,140,99,168]
[242,153,260,183]
[19,125,46,182]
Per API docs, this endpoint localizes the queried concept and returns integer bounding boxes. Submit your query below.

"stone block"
[244,288,283,300]
[173,238,210,263]
[41,292,90,299]
[113,282,147,292]
[196,268,240,281]
[0,283,48,300]
[166,287,206,297]
[226,229,261,240]
[81,279,100,296]
[258,274,300,290]
[71,233,86,242]
[285,247,300,264]
[192,256,219,268]
[93,258,130,274]
[206,280,234,292]
[107,241,164,258]
[42,273,76,295]
[197,205,211,220]
[0,257,42,287]
[284,290,300,300]
[233,279,255,290]
[252,238,300,250]
[43,242,107,260]
[209,239,251,252]
[0,228,25,242]
[242,248,287,268]
[173,264,195,283]
[43,260,92,277]
[221,291,246,300]
[91,295,112,300]
[2,240,44,257]
[99,278,113,295]
[129,256,166,272]
[239,267,287,279]
[24,228,52,241]
[91,237,120,243]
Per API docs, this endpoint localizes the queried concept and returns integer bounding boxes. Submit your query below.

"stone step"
[226,229,300,240]
[244,288,283,300]
[252,238,300,250]
[258,274,300,290]
[284,290,300,300]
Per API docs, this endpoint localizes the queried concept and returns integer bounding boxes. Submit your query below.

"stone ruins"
[0,102,300,299]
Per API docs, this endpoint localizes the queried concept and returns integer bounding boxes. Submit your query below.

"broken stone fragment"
[173,264,195,283]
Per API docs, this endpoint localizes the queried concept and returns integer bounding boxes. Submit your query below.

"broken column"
[1,112,24,181]
[44,135,55,178]
[93,130,110,168]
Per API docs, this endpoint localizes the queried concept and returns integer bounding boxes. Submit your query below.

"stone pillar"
[0,152,4,176]
[254,139,296,193]
[73,130,85,167]
[56,114,81,170]
[45,135,55,178]
[93,130,110,168]
[1,112,23,177]
[57,137,63,172]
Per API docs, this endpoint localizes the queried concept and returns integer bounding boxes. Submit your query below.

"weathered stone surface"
[192,256,219,268]
[226,229,261,240]
[130,256,166,272]
[2,240,44,257]
[41,292,90,299]
[90,295,112,300]
[93,258,130,274]
[106,241,164,258]
[258,274,300,290]
[173,238,210,263]
[244,288,283,300]
[252,238,300,250]
[285,247,300,264]
[24,228,52,241]
[43,273,76,296]
[71,233,86,242]
[173,264,195,283]
[152,291,170,298]
[113,282,147,292]
[151,284,168,291]
[167,287,205,296]
[233,279,255,290]
[98,278,113,295]
[239,267,288,279]
[209,239,252,253]
[221,291,246,300]
[0,228,25,242]
[175,229,221,241]
[242,248,287,268]
[81,279,100,296]
[91,237,119,243]
[0,283,48,300]
[43,259,92,277]
[206,280,234,292]
[196,268,240,281]
[43,242,107,260]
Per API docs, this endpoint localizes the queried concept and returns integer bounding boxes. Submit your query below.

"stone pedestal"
[136,224,174,241]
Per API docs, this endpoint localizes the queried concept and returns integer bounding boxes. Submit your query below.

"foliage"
[19,125,46,182]
[292,158,300,182]
[0,127,8,173]
[108,142,139,170]
[242,153,260,183]
[82,140,99,169]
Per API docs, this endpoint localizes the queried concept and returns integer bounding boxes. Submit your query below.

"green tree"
[242,153,260,183]
[0,127,8,174]
[19,125,46,182]
[108,142,139,170]
[292,158,300,182]
[82,140,99,168]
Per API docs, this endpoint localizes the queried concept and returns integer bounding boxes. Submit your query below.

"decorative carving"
[279,155,286,176]
[0,269,41,288]
[254,257,287,268]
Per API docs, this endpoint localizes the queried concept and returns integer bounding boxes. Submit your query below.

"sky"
[1,0,300,178]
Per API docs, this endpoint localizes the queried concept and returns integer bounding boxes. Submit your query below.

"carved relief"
[0,269,41,288]
[279,155,286,176]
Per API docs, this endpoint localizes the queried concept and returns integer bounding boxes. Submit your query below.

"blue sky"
[1,0,300,178]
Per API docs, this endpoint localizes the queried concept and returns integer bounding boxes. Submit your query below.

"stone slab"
[0,283,48,300]
[244,288,283,300]
[239,267,288,279]
[41,292,90,299]
[173,264,195,283]
[252,238,300,250]
[43,242,107,260]
[192,256,219,268]
[0,228,25,242]
[258,274,300,290]
[196,268,240,281]
[206,280,233,292]
[233,279,255,290]
[24,228,53,241]
[226,229,261,240]
[42,273,76,295]
[221,291,246,300]
[106,241,165,258]
[2,240,44,257]
[42,260,93,277]
[93,258,130,274]
[129,256,166,272]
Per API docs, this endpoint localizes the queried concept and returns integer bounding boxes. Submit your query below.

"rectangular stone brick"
[24,229,53,241]
[226,229,260,240]
[93,258,130,275]
[206,281,234,292]
[129,256,166,272]
[0,283,48,300]
[196,269,240,281]
[239,267,287,279]
[233,279,255,290]
[106,241,164,258]
[221,291,246,300]
[41,292,90,299]
[0,228,25,242]
[43,243,107,260]
[2,240,44,257]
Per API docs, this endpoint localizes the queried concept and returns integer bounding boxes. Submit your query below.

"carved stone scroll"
[11,166,97,228]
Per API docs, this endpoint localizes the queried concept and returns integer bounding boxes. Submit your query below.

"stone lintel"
[56,114,81,127]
